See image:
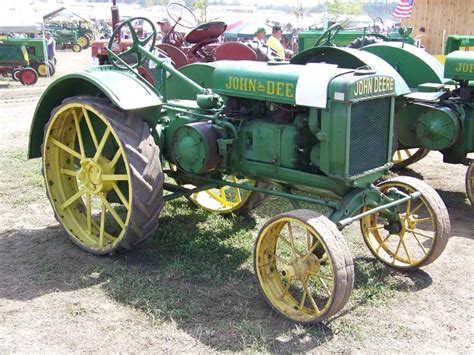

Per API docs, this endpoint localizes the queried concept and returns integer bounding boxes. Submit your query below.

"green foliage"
[328,0,363,16]
[194,0,209,23]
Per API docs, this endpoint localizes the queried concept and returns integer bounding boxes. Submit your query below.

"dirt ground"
[0,50,473,353]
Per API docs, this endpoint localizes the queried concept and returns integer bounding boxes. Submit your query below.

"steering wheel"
[313,23,342,47]
[373,17,384,34]
[167,2,198,29]
[108,17,157,70]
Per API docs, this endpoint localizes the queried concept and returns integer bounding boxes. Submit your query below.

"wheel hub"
[282,254,320,281]
[77,157,114,194]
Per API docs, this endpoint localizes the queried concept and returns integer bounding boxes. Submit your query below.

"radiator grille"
[349,98,391,175]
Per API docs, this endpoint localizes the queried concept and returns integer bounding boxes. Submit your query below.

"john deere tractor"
[291,26,474,205]
[28,18,450,324]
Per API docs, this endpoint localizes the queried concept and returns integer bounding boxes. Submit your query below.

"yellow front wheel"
[361,176,449,270]
[392,148,429,170]
[72,44,82,53]
[43,97,164,255]
[254,210,354,324]
[466,162,474,206]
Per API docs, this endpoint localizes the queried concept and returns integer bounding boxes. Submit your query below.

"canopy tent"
[0,11,45,33]
[43,7,92,24]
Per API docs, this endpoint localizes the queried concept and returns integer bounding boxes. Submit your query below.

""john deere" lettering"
[455,62,474,73]
[353,76,395,97]
[225,76,295,98]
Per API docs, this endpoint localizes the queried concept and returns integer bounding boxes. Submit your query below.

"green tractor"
[291,27,474,205]
[0,41,38,85]
[28,18,450,324]
[49,27,82,52]
[3,37,56,77]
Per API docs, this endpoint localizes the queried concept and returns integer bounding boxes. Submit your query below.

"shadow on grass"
[0,198,435,352]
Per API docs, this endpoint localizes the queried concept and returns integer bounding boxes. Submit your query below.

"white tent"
[0,11,45,33]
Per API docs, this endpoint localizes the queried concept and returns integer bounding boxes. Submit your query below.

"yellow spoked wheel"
[361,176,449,270]
[466,162,474,206]
[77,35,90,49]
[254,210,354,324]
[72,44,82,53]
[37,63,50,77]
[43,97,164,255]
[189,177,269,215]
[392,148,429,170]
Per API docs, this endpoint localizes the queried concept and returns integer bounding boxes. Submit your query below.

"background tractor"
[3,37,56,77]
[28,18,450,325]
[290,31,474,204]
[0,41,38,85]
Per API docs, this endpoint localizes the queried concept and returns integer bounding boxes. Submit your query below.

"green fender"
[362,42,445,88]
[290,46,410,96]
[28,66,162,159]
[163,63,218,100]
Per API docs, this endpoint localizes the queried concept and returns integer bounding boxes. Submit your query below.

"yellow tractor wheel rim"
[43,103,132,253]
[38,63,48,76]
[466,163,474,205]
[78,36,88,47]
[255,217,335,323]
[361,182,436,268]
[189,176,256,213]
[73,44,81,52]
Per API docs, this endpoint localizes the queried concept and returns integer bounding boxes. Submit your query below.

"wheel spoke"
[50,137,82,160]
[299,287,307,310]
[99,193,125,229]
[318,277,331,296]
[306,230,312,250]
[308,272,333,281]
[405,149,413,158]
[102,174,129,181]
[127,22,139,43]
[72,109,86,158]
[267,251,288,264]
[391,238,403,264]
[140,33,154,46]
[206,190,227,206]
[280,277,293,299]
[368,225,385,232]
[82,108,98,148]
[219,187,230,206]
[404,199,412,220]
[109,149,122,169]
[410,202,424,216]
[112,183,130,210]
[411,217,432,225]
[397,150,402,161]
[60,168,77,177]
[85,193,92,235]
[411,232,428,255]
[376,233,392,252]
[406,229,434,239]
[400,238,412,264]
[304,283,320,314]
[287,222,297,256]
[278,233,304,258]
[304,238,321,261]
[99,199,106,248]
[60,189,84,210]
[93,127,111,162]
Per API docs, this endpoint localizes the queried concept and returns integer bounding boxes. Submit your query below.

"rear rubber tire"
[42,96,164,255]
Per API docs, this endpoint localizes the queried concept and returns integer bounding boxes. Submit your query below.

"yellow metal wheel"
[37,63,49,77]
[77,35,90,49]
[254,210,354,324]
[43,97,164,255]
[361,176,449,270]
[392,148,429,170]
[466,162,474,206]
[72,44,82,53]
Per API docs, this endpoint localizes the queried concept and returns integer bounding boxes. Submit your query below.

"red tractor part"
[156,44,188,69]
[214,42,258,61]
[19,67,38,85]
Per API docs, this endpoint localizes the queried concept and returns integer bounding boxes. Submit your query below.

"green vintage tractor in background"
[0,41,39,85]
[28,18,450,324]
[291,26,474,204]
[3,37,56,77]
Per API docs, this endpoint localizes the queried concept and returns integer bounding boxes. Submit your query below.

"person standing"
[266,25,285,59]
[414,26,430,52]
[45,32,56,61]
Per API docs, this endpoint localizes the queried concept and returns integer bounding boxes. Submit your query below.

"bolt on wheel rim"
[43,104,132,252]
[361,183,437,268]
[255,217,335,323]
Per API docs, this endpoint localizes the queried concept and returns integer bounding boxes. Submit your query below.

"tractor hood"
[444,50,474,81]
[290,46,410,96]
[211,61,397,108]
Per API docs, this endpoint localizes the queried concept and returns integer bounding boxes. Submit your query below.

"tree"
[327,0,362,16]
[194,0,208,23]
